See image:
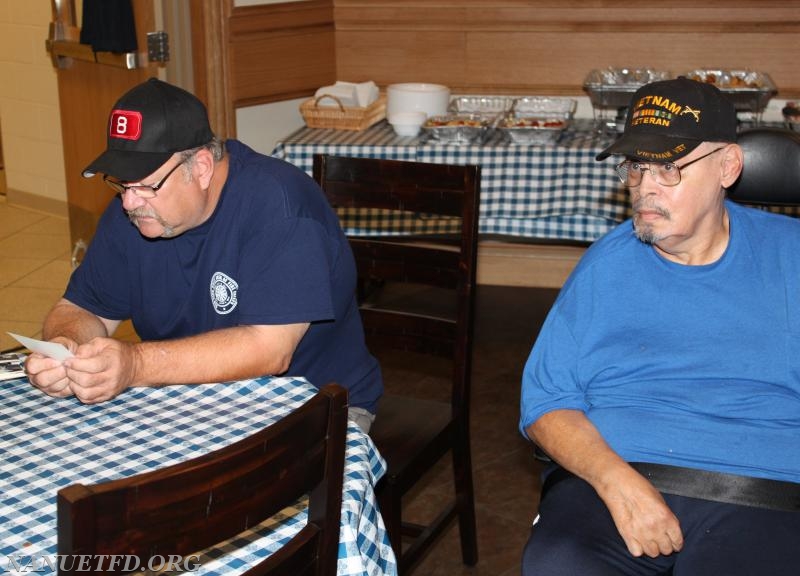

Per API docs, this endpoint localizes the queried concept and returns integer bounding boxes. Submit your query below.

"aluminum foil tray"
[423,114,491,145]
[583,68,671,109]
[684,70,777,112]
[499,117,569,145]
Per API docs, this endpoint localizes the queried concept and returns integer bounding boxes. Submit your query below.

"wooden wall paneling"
[464,31,800,96]
[335,31,468,86]
[333,0,800,98]
[227,1,337,108]
[229,27,337,106]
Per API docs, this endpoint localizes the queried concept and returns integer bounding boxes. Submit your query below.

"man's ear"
[721,143,744,188]
[192,148,215,190]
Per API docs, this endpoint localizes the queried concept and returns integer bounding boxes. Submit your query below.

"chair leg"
[453,437,478,565]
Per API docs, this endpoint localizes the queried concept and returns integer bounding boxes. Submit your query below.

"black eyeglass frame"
[103,158,187,198]
[614,146,728,188]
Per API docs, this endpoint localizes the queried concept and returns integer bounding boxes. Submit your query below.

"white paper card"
[7,332,74,361]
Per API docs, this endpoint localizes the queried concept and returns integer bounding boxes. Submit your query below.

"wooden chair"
[57,383,349,576]
[313,154,481,574]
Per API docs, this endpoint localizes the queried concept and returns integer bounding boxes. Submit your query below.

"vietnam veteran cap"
[596,77,737,162]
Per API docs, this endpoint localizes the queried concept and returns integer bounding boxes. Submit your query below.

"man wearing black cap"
[520,78,800,574]
[25,78,382,431]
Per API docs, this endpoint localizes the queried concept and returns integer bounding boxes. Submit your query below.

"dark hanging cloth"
[80,0,138,53]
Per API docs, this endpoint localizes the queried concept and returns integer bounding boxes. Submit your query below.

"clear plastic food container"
[583,68,672,109]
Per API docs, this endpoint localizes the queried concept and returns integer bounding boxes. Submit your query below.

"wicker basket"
[300,94,386,131]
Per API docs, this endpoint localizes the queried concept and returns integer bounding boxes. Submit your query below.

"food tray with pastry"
[499,116,570,145]
[499,96,577,145]
[583,67,672,109]
[683,69,777,112]
[422,113,493,144]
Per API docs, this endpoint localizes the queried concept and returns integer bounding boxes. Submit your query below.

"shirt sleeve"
[235,214,336,326]
[519,289,591,437]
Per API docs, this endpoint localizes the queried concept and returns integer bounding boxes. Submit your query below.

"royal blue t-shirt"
[65,140,382,413]
[520,200,800,483]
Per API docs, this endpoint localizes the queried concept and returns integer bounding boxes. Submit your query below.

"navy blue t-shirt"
[65,140,382,413]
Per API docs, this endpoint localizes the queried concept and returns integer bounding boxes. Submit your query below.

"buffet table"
[273,118,629,244]
[272,118,795,288]
[273,118,627,287]
[0,376,397,576]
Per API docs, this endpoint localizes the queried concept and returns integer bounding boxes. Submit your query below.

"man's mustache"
[127,208,160,219]
[632,199,670,218]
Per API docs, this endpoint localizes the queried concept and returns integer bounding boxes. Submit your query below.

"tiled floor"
[0,195,74,353]
[379,283,555,575]
[0,196,138,351]
[0,195,558,575]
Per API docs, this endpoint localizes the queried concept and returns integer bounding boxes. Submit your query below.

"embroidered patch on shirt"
[210,271,238,315]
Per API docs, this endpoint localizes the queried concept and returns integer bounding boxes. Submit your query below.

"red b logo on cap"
[109,109,142,141]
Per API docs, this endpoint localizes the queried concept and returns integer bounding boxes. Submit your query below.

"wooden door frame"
[189,0,235,139]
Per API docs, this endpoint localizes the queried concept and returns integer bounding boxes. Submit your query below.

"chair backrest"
[727,127,800,206]
[313,154,481,410]
[57,383,349,576]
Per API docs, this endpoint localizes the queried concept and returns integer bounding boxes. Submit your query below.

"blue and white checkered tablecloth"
[272,119,631,243]
[272,119,800,242]
[0,376,397,576]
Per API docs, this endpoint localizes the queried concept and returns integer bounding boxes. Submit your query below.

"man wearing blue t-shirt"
[25,78,382,431]
[520,78,800,575]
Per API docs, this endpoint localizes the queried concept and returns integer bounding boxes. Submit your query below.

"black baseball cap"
[596,77,737,162]
[82,78,214,182]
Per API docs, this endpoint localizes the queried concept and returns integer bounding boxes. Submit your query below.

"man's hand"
[63,337,140,403]
[597,467,684,558]
[527,410,684,558]
[25,336,79,398]
[28,320,308,404]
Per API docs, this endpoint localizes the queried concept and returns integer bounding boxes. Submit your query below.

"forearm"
[527,409,684,558]
[128,323,308,387]
[527,409,632,491]
[42,299,118,343]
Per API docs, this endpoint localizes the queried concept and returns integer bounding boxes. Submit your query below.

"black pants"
[522,474,800,576]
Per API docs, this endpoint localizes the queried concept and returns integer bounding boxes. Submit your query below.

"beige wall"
[0,1,67,212]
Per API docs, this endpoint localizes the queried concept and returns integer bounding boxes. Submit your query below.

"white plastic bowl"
[387,83,451,120]
[389,111,427,137]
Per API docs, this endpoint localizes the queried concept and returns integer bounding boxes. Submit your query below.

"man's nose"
[120,189,147,211]
[637,166,662,191]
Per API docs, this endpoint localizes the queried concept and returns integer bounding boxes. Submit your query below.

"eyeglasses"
[614,146,727,188]
[103,159,186,198]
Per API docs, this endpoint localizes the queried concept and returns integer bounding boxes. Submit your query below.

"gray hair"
[179,137,226,174]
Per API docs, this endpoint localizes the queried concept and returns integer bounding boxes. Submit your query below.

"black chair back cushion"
[727,128,800,206]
